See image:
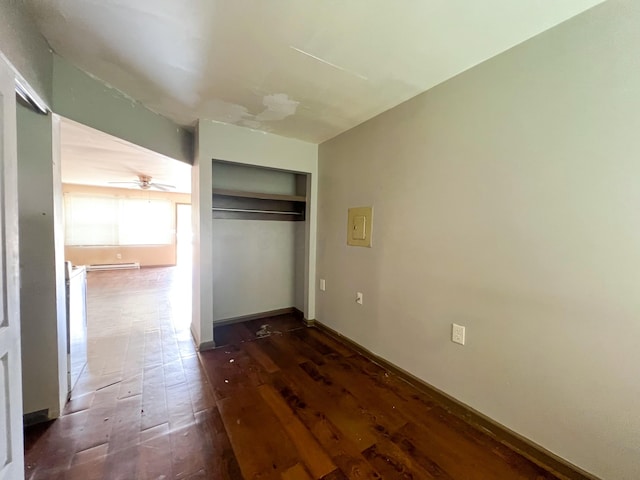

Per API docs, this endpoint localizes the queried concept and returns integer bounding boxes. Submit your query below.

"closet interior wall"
[211,161,307,322]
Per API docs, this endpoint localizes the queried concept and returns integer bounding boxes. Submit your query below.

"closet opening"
[210,160,309,344]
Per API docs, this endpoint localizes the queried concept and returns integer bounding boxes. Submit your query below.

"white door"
[0,57,24,480]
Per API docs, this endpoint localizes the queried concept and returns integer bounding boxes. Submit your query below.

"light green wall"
[213,220,298,321]
[317,1,639,478]
[17,104,66,418]
[212,161,298,195]
[0,0,53,106]
[52,55,193,164]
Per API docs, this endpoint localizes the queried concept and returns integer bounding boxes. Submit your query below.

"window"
[118,198,173,245]
[64,194,173,246]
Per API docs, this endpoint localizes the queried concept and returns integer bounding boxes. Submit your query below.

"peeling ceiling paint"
[256,93,299,122]
[27,0,605,143]
[202,93,299,131]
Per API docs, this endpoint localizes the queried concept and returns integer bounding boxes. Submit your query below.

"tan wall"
[317,2,640,479]
[63,184,190,267]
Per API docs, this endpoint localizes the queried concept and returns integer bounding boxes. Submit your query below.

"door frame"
[175,202,192,268]
[0,54,25,480]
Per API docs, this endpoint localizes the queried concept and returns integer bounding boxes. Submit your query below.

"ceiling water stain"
[255,93,300,122]
[203,98,251,124]
[208,93,300,130]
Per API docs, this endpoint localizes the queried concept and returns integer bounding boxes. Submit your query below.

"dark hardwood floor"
[24,267,564,479]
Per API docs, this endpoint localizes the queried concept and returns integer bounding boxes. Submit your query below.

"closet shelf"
[212,188,306,203]
[212,207,302,216]
[212,188,305,221]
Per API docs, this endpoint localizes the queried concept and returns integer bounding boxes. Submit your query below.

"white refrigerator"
[65,261,87,396]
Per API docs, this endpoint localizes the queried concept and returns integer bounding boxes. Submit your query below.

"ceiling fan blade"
[150,183,175,191]
[150,182,176,190]
[107,177,175,191]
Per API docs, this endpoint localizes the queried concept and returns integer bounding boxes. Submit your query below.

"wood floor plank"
[102,394,143,478]
[199,344,270,400]
[242,339,281,374]
[140,364,168,431]
[117,373,144,400]
[218,387,301,479]
[143,329,164,368]
[166,381,196,430]
[181,354,218,413]
[194,407,243,480]
[214,321,255,347]
[315,355,408,433]
[292,328,342,356]
[304,327,355,358]
[169,423,207,479]
[299,360,406,438]
[270,329,327,366]
[270,370,383,479]
[345,352,442,418]
[137,424,173,480]
[287,363,378,452]
[186,379,217,414]
[413,405,558,479]
[261,334,320,371]
[107,394,143,450]
[320,469,350,480]
[282,463,313,480]
[164,358,188,387]
[66,443,108,480]
[74,384,119,453]
[362,436,445,480]
[258,383,337,478]
[63,391,95,415]
[26,411,88,479]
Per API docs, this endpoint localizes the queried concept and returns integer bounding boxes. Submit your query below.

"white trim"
[86,263,140,271]
[0,52,50,114]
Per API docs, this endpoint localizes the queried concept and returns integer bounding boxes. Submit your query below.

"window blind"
[64,194,173,246]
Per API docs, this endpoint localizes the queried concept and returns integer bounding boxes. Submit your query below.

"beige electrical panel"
[347,206,373,247]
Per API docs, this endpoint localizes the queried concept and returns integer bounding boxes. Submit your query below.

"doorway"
[176,203,192,269]
[19,114,193,432]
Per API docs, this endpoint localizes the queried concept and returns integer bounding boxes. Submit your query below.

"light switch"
[352,215,366,240]
[347,207,373,247]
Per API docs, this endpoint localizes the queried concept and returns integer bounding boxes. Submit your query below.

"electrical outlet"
[116,253,122,260]
[356,292,363,305]
[452,323,466,345]
[320,279,326,291]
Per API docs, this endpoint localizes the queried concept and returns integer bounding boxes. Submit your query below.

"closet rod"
[212,207,302,215]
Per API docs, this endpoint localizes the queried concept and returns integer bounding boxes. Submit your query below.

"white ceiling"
[27,0,604,144]
[60,117,192,193]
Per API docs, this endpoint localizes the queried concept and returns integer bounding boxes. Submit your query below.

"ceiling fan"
[108,175,176,191]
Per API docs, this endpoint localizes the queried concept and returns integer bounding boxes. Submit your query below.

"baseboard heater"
[86,262,140,271]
